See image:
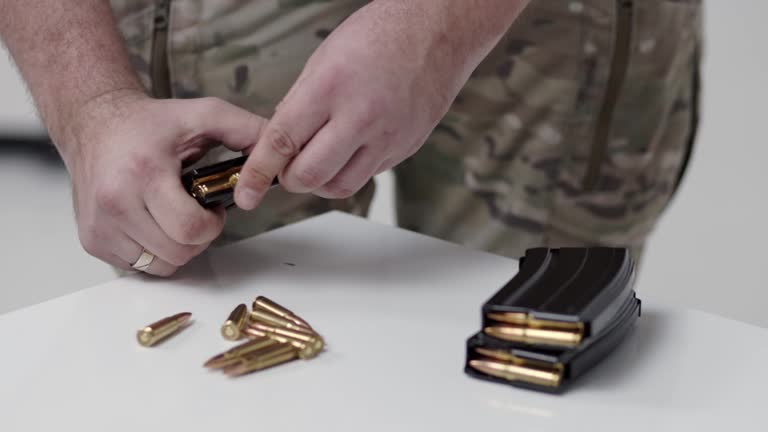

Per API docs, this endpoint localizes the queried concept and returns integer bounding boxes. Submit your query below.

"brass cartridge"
[137,312,192,347]
[249,309,314,334]
[243,327,322,360]
[252,296,312,330]
[486,312,584,332]
[485,312,584,348]
[484,325,582,348]
[469,358,563,388]
[190,167,241,200]
[248,322,323,349]
[204,336,279,369]
[221,303,249,341]
[223,343,298,377]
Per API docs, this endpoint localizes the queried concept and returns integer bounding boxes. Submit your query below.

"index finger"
[234,89,329,210]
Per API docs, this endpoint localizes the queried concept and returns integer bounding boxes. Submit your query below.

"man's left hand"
[234,0,525,209]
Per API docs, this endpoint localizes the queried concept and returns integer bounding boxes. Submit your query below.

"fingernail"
[237,188,262,210]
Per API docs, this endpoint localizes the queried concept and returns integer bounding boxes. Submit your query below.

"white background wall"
[1,2,766,325]
[638,2,768,327]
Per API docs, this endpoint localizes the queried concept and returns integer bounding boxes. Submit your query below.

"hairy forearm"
[0,0,144,159]
[372,0,530,87]
[430,0,531,64]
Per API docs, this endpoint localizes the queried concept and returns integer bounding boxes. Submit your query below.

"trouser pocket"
[583,0,635,190]
[150,0,172,98]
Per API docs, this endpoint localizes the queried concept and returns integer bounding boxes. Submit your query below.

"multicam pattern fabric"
[110,0,702,260]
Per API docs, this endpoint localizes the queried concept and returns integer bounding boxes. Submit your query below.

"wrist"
[385,0,528,70]
[52,87,149,170]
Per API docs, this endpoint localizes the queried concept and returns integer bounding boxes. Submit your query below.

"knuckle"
[322,179,359,199]
[379,126,401,143]
[78,227,105,258]
[199,97,225,114]
[79,235,99,258]
[354,98,385,133]
[94,184,124,217]
[128,153,160,178]
[293,166,327,190]
[318,63,348,95]
[267,126,300,158]
[183,97,226,132]
[165,247,194,267]
[243,165,274,190]
[176,214,208,245]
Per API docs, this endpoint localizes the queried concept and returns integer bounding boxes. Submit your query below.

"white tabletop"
[1,212,766,431]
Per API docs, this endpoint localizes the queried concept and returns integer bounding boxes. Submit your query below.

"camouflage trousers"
[110,0,702,261]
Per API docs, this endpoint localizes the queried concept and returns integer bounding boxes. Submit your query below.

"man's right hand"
[60,91,266,276]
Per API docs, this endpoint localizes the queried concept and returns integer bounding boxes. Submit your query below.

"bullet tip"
[203,355,222,368]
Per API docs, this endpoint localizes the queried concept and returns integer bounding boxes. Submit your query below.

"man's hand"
[62,91,265,275]
[1,0,269,275]
[234,0,528,209]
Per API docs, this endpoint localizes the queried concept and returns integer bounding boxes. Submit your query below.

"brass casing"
[249,309,314,334]
[221,303,249,341]
[223,343,298,376]
[484,325,582,348]
[228,172,240,186]
[484,312,584,347]
[137,312,192,347]
[248,322,322,345]
[204,336,279,369]
[486,312,585,332]
[469,355,563,388]
[190,167,241,199]
[243,328,319,360]
[244,325,323,359]
[252,296,312,330]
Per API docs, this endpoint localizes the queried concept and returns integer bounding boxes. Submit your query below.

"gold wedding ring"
[132,250,155,272]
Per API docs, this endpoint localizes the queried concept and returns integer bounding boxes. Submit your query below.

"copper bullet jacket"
[252,296,312,330]
[221,304,249,341]
[137,312,192,347]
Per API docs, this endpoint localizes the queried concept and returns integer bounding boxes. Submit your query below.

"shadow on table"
[572,308,665,391]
